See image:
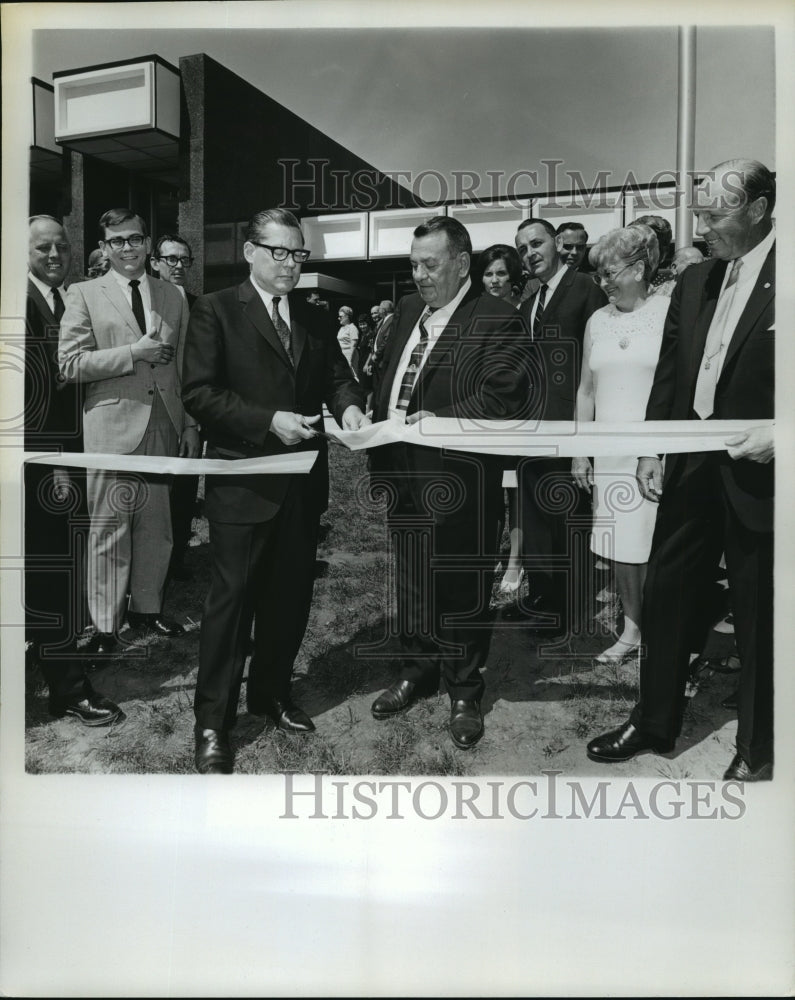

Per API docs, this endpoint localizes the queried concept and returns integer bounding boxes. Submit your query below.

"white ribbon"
[23,451,319,475]
[23,417,773,472]
[325,417,775,459]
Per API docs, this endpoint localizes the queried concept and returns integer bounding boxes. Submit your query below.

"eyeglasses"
[592,262,635,286]
[157,255,194,268]
[103,235,146,250]
[249,241,311,263]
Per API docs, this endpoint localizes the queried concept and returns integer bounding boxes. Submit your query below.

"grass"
[24,447,738,777]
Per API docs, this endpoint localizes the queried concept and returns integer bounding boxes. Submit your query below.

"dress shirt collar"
[727,225,775,287]
[250,275,292,325]
[422,277,472,340]
[28,271,66,305]
[542,262,567,296]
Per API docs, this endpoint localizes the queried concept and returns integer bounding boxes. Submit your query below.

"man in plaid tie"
[369,216,530,750]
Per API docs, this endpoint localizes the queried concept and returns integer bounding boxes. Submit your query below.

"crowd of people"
[23,156,774,781]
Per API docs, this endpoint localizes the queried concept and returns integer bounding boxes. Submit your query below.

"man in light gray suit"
[58,208,199,654]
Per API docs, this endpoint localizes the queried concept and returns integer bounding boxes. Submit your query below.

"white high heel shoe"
[595,637,640,664]
[498,567,524,595]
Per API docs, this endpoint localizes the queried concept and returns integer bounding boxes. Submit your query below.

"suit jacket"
[181,278,364,524]
[519,268,605,421]
[57,271,192,454]
[25,279,83,453]
[645,244,775,531]
[370,286,530,512]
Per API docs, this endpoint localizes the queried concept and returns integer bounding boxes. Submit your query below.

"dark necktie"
[129,279,146,334]
[51,287,65,323]
[395,308,433,414]
[271,296,294,366]
[532,283,548,338]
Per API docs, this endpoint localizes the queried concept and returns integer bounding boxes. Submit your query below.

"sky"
[31,22,776,198]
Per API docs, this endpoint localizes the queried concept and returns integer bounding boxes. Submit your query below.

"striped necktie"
[395,307,433,415]
[271,296,294,367]
[532,283,548,337]
[692,259,742,419]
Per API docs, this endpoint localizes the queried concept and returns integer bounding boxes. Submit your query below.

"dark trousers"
[518,455,592,625]
[194,479,321,731]
[24,465,89,702]
[631,453,773,769]
[380,446,500,701]
[170,473,199,565]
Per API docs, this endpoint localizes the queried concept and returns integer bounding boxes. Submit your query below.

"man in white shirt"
[368,216,529,749]
[587,159,775,781]
[512,218,605,634]
[58,208,199,657]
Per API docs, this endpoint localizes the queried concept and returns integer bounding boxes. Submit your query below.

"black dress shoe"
[127,612,185,637]
[195,727,234,774]
[49,684,124,727]
[723,752,773,781]
[586,721,673,763]
[371,679,418,720]
[86,632,118,656]
[721,687,739,711]
[449,699,483,749]
[253,698,316,734]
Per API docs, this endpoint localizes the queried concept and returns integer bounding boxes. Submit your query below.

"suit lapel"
[147,275,164,337]
[27,279,57,325]
[687,260,727,380]
[99,272,144,339]
[412,286,479,401]
[287,292,307,371]
[239,279,294,372]
[720,245,775,375]
[540,265,574,321]
[379,297,425,416]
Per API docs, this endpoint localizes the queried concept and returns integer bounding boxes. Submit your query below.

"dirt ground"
[24,447,741,778]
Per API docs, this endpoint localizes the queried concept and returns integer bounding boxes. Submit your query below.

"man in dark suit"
[25,215,122,725]
[182,208,367,774]
[513,218,605,633]
[151,234,199,579]
[368,216,529,749]
[587,159,775,781]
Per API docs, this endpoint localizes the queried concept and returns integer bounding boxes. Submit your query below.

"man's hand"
[179,426,201,458]
[52,467,71,502]
[572,456,594,490]
[341,405,371,431]
[270,411,321,446]
[637,456,664,502]
[131,335,174,365]
[406,410,435,426]
[725,426,774,464]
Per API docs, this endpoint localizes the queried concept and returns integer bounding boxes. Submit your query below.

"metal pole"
[675,26,697,249]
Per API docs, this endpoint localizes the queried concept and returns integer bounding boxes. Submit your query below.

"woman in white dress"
[572,225,669,662]
[336,305,359,377]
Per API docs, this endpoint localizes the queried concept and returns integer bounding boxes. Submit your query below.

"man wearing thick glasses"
[151,233,200,580]
[58,208,200,666]
[151,234,197,307]
[182,208,368,774]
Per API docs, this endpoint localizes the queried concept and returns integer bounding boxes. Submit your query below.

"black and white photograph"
[1,1,793,995]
